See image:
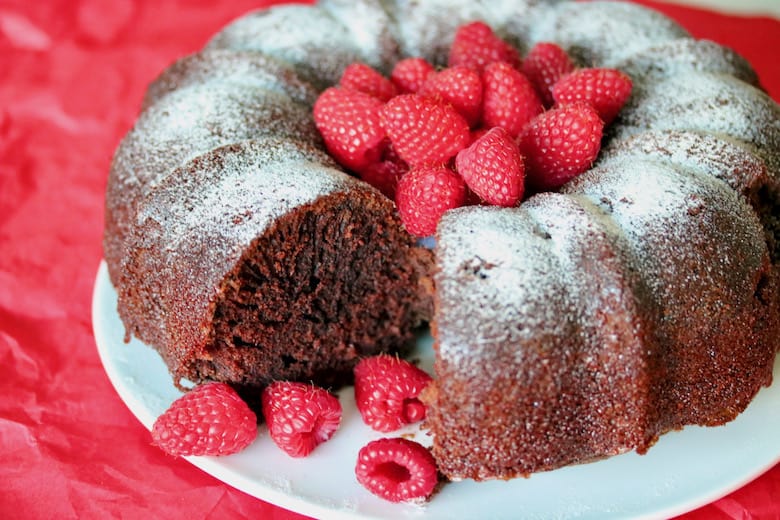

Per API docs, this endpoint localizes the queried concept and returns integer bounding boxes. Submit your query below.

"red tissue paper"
[0,0,778,519]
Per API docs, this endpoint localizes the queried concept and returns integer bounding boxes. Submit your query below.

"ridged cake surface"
[612,38,760,86]
[141,49,320,110]
[206,4,370,87]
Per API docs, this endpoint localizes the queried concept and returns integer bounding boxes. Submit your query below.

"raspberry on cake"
[391,57,435,94]
[481,62,544,138]
[395,165,467,237]
[339,62,398,102]
[379,94,471,167]
[455,127,525,207]
[552,67,633,124]
[313,86,386,172]
[519,103,605,191]
[448,21,521,72]
[418,65,483,128]
[521,42,575,107]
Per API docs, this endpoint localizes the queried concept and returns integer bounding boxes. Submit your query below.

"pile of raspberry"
[314,22,633,236]
[151,355,438,503]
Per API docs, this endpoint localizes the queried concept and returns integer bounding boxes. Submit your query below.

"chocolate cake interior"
[196,193,432,391]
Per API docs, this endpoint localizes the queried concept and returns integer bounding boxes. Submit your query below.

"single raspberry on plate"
[521,42,575,107]
[481,62,544,138]
[519,103,604,191]
[379,94,470,167]
[355,437,438,503]
[448,21,521,72]
[151,382,257,457]
[339,62,398,102]
[552,67,633,124]
[313,87,386,172]
[261,381,342,458]
[358,142,409,199]
[455,127,525,207]
[395,164,466,237]
[419,65,483,128]
[391,57,435,94]
[354,354,433,432]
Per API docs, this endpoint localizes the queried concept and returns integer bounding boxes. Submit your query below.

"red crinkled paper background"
[0,0,778,518]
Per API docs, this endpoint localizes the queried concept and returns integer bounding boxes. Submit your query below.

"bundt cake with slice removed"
[103,0,780,482]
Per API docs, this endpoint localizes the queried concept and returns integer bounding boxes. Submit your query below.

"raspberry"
[358,142,409,199]
[355,438,438,503]
[379,94,470,168]
[354,355,433,432]
[419,65,483,128]
[390,57,435,94]
[455,127,525,207]
[261,381,342,458]
[519,103,604,191]
[395,164,466,237]
[552,67,633,124]
[521,42,575,107]
[481,62,544,138]
[339,62,398,102]
[448,21,521,72]
[151,382,257,457]
[313,87,386,172]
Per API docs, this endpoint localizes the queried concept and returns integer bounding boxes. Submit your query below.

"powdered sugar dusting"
[104,81,320,282]
[438,155,769,379]
[613,72,780,175]
[564,158,768,340]
[142,49,320,110]
[385,0,553,65]
[531,1,689,67]
[613,38,759,87]
[434,205,575,373]
[206,5,366,88]
[320,0,401,75]
[599,130,776,198]
[135,140,351,258]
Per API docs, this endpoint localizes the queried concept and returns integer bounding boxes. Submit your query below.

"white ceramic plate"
[93,261,780,520]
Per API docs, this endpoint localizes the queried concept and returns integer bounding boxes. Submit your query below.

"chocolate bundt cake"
[104,0,780,481]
